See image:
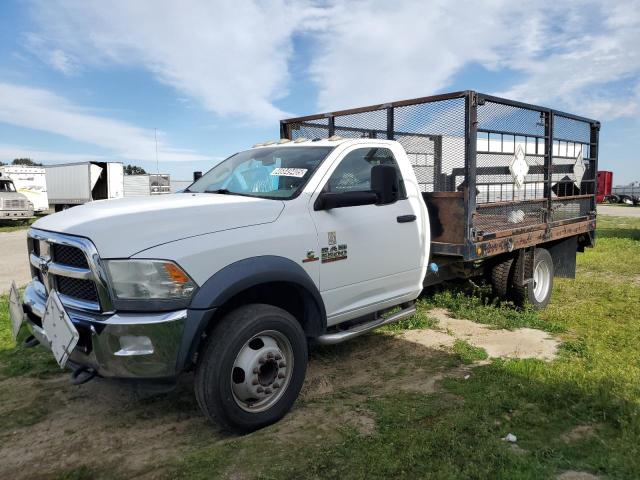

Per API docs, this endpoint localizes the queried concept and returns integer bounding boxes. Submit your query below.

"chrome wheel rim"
[231,330,294,413]
[532,260,551,303]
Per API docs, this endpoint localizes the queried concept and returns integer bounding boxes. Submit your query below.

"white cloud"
[27,0,323,123]
[0,144,106,164]
[0,82,212,162]
[307,0,640,121]
[22,0,640,125]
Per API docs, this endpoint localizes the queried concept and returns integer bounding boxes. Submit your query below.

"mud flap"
[547,236,578,278]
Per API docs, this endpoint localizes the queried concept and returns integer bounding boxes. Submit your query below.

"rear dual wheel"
[195,304,308,433]
[491,248,554,310]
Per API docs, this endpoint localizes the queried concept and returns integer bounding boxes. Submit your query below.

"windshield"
[188,146,334,199]
[0,181,16,192]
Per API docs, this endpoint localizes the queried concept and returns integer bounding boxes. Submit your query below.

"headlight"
[105,259,196,300]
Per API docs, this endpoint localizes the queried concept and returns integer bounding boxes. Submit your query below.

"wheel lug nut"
[257,387,264,393]
[267,352,274,359]
[278,361,286,368]
[275,354,282,360]
[273,383,280,389]
[253,367,259,374]
[264,388,272,394]
[278,373,285,379]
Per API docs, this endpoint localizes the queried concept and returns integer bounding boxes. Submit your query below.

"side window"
[325,147,406,200]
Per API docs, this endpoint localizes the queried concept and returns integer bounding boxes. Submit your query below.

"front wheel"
[195,304,308,433]
[512,248,554,310]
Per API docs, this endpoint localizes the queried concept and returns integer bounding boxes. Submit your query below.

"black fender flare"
[191,255,325,316]
[178,256,326,372]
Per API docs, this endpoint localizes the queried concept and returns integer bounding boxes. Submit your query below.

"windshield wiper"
[204,188,236,195]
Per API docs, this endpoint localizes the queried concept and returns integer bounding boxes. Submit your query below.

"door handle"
[397,215,416,223]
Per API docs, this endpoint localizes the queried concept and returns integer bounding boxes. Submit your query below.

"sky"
[0,0,638,183]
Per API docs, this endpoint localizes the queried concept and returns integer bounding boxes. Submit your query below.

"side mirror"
[371,164,399,204]
[314,191,378,211]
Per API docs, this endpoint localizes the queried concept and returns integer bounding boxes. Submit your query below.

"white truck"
[0,166,48,213]
[0,177,34,219]
[10,92,599,432]
[45,161,124,211]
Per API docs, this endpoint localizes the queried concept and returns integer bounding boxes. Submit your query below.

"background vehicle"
[597,170,613,203]
[0,177,34,219]
[124,174,172,197]
[13,91,598,433]
[0,166,48,213]
[45,161,124,211]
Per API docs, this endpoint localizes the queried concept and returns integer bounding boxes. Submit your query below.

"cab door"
[308,145,423,325]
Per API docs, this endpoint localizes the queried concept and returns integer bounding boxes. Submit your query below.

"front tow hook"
[70,367,97,385]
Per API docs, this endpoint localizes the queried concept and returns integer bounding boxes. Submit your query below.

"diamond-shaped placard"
[573,150,586,186]
[510,145,528,189]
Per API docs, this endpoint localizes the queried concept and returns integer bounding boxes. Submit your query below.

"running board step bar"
[316,304,417,345]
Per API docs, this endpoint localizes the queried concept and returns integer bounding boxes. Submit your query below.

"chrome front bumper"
[22,280,188,379]
[1,210,33,218]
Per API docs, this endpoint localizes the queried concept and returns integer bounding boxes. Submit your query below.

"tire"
[194,304,308,433]
[511,248,554,310]
[491,256,515,298]
[621,195,634,205]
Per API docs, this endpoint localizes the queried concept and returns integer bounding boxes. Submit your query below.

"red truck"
[597,171,613,203]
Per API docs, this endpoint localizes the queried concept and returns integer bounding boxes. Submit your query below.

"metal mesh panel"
[394,98,466,192]
[287,118,330,140]
[551,198,591,221]
[552,114,595,205]
[334,109,387,139]
[475,200,546,234]
[478,101,545,137]
[474,101,549,232]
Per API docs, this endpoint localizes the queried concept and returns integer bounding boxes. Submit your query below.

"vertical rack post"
[590,121,600,214]
[465,91,478,242]
[543,111,554,221]
[386,106,394,140]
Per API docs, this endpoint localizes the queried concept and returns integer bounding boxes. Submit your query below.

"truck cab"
[14,138,428,432]
[0,178,34,219]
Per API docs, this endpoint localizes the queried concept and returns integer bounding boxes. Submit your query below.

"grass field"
[0,216,639,479]
[0,217,37,233]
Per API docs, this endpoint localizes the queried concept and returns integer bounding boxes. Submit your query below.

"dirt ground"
[0,310,559,479]
[0,229,30,294]
[597,205,640,217]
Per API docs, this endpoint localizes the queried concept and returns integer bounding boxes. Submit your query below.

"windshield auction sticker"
[270,168,307,178]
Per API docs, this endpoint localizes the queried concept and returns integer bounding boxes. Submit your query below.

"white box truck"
[11,91,599,433]
[0,166,48,213]
[45,162,124,211]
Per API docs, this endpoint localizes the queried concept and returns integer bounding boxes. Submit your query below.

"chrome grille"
[27,229,113,313]
[2,198,28,209]
[52,244,89,269]
[56,276,99,302]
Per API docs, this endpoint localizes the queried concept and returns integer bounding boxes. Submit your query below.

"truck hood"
[33,193,285,258]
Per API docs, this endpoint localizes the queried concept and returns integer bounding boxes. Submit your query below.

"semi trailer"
[45,161,124,211]
[10,91,598,432]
